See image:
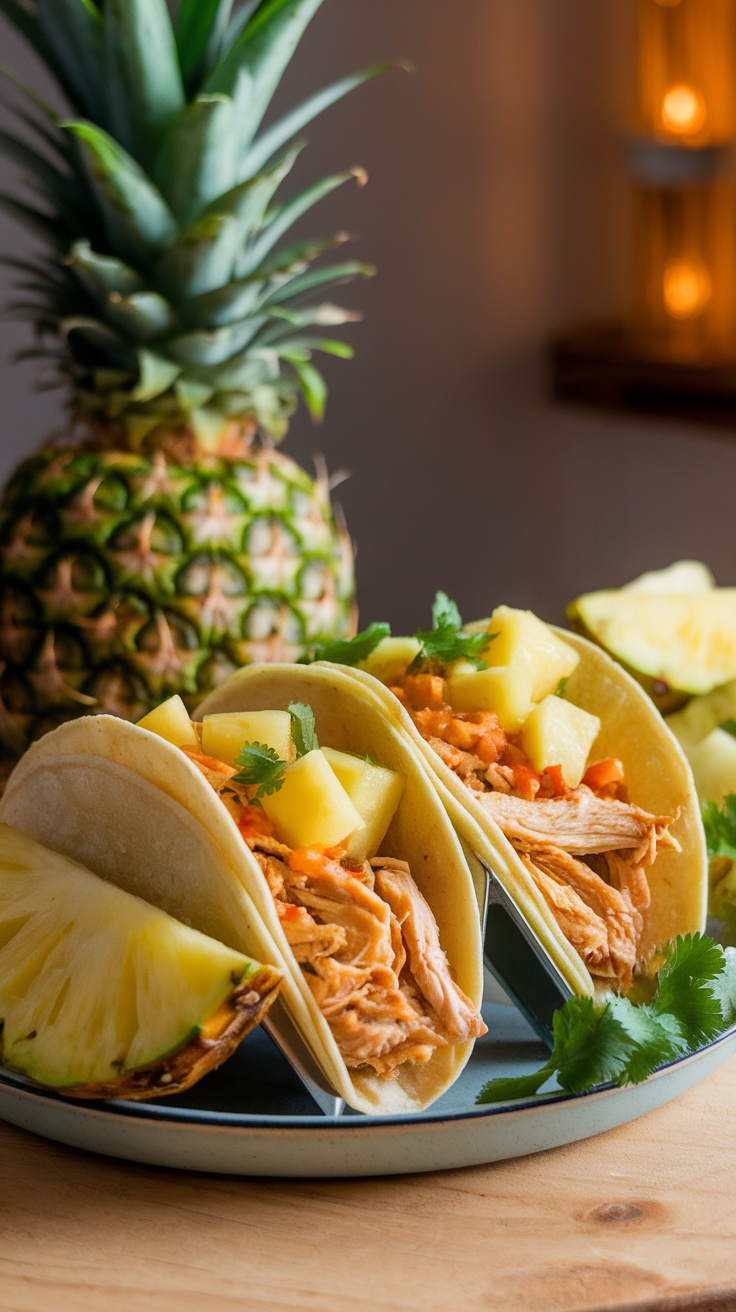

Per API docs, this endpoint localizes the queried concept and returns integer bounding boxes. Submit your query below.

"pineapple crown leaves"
[0,0,398,444]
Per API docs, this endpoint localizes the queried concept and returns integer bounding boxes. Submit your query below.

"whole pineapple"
[0,0,381,774]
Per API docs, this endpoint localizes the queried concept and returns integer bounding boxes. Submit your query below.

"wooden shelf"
[549,322,736,427]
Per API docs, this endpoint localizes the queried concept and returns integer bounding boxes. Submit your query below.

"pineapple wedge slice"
[261,750,364,850]
[321,747,405,863]
[137,695,200,749]
[201,710,294,767]
[0,824,281,1099]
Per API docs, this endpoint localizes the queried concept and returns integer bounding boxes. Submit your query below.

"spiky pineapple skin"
[0,439,354,766]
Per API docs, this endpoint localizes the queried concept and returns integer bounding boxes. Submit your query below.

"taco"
[0,667,485,1114]
[315,600,707,998]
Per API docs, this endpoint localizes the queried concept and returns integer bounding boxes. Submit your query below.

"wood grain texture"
[2,1057,736,1312]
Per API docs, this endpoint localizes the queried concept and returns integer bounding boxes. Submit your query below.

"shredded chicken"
[477,788,680,857]
[392,670,682,992]
[249,841,486,1076]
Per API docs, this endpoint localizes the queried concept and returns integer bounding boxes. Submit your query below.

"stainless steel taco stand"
[479,859,573,1046]
[263,1005,345,1117]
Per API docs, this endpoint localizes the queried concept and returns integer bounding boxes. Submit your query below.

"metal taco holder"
[479,858,574,1046]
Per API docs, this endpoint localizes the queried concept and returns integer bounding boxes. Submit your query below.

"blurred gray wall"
[1,0,736,633]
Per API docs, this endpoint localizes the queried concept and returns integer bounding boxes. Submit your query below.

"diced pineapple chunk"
[521,695,600,787]
[137,695,199,749]
[261,749,364,851]
[360,636,423,684]
[483,606,580,701]
[684,728,736,805]
[447,661,533,731]
[322,747,405,862]
[201,711,293,767]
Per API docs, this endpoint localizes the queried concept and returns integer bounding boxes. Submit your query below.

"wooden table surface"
[2,1057,736,1312]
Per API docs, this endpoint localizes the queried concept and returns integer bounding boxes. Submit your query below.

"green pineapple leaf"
[177,0,243,92]
[182,277,265,332]
[104,292,178,344]
[153,94,240,226]
[265,260,376,305]
[283,353,327,420]
[63,121,178,263]
[242,169,365,276]
[102,0,185,163]
[205,0,323,146]
[68,241,145,299]
[243,62,393,176]
[36,0,104,121]
[167,319,267,368]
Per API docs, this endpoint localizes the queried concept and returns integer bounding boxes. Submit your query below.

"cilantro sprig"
[411,591,491,671]
[702,794,736,863]
[288,702,318,757]
[476,933,736,1104]
[298,622,391,667]
[233,742,288,801]
[232,702,320,801]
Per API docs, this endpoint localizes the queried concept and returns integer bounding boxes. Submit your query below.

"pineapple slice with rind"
[202,710,294,767]
[624,560,716,594]
[321,747,405,863]
[567,589,736,708]
[667,679,736,746]
[137,695,199,749]
[520,696,601,787]
[0,823,281,1098]
[261,750,364,851]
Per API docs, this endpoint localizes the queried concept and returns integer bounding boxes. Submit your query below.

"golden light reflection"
[663,260,713,318]
[661,83,708,135]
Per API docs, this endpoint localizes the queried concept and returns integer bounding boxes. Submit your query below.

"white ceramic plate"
[1,998,734,1178]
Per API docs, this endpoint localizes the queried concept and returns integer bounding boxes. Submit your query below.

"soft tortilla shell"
[330,625,708,998]
[195,662,485,1111]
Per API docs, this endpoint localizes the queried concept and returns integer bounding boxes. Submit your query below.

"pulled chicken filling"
[390,673,680,991]
[181,745,486,1076]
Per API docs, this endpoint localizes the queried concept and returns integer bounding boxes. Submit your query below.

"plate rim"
[1,1022,734,1133]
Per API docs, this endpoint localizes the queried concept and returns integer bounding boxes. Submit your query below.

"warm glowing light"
[661,83,708,135]
[663,261,713,318]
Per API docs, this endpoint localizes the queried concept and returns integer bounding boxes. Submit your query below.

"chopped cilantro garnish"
[722,719,736,739]
[702,795,736,862]
[233,741,288,802]
[476,932,736,1104]
[298,622,391,666]
[412,591,491,671]
[364,753,382,767]
[288,701,318,757]
[555,677,569,699]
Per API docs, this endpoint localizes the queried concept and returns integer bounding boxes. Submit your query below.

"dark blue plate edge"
[1,1023,734,1132]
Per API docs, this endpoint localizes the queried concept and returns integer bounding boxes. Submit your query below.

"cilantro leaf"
[432,591,463,631]
[702,795,736,862]
[298,622,391,667]
[412,591,491,671]
[233,741,288,801]
[551,997,633,1093]
[721,719,736,738]
[653,933,725,1047]
[607,996,687,1084]
[288,702,318,757]
[475,931,735,1106]
[476,1062,556,1105]
[555,677,569,699]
